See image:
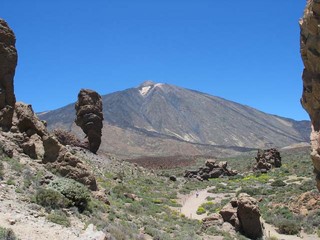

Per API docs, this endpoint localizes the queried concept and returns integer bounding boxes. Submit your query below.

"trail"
[178,187,232,220]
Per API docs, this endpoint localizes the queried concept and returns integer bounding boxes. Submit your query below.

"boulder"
[219,202,240,231]
[237,193,263,239]
[300,0,320,191]
[169,175,177,181]
[21,134,44,159]
[219,194,263,239]
[13,102,47,137]
[0,19,17,130]
[75,89,103,154]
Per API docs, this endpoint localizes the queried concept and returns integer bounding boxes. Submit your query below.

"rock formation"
[219,193,263,239]
[75,89,103,154]
[0,20,97,190]
[300,0,320,191]
[184,159,237,181]
[253,148,281,172]
[0,19,17,131]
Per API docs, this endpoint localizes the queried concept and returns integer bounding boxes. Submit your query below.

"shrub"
[0,227,18,240]
[35,188,70,210]
[46,210,71,227]
[6,178,15,186]
[275,219,300,235]
[52,129,85,148]
[196,206,206,215]
[271,180,286,187]
[48,178,90,212]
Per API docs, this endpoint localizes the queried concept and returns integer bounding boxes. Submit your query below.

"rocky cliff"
[300,0,320,191]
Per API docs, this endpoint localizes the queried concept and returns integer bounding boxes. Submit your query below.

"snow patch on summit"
[139,83,164,96]
[139,86,152,96]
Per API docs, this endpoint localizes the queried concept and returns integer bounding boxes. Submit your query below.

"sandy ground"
[178,187,232,220]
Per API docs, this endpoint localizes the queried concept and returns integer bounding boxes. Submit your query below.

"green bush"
[271,180,286,187]
[48,178,90,212]
[35,188,70,210]
[0,227,18,240]
[46,210,71,227]
[196,206,206,215]
[275,219,300,235]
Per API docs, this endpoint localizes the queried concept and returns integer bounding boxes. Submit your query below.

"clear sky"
[1,0,309,120]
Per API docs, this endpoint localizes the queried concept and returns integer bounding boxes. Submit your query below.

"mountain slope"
[39,81,310,157]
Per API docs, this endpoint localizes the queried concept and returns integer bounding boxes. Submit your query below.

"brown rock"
[75,89,103,154]
[253,148,281,172]
[21,134,44,159]
[300,0,320,191]
[0,19,17,130]
[219,194,263,239]
[13,102,47,137]
[237,193,263,239]
[219,203,240,231]
[205,159,216,169]
[43,134,97,190]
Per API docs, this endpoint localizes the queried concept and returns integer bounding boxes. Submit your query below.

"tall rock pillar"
[300,0,320,191]
[75,89,103,154]
[0,19,17,130]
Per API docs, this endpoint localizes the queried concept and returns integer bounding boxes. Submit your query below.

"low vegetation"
[0,227,18,240]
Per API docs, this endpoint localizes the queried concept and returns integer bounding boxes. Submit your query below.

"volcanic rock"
[43,135,97,190]
[13,102,47,137]
[237,194,263,239]
[253,148,281,172]
[75,89,103,154]
[300,0,320,191]
[184,159,237,180]
[219,194,263,239]
[0,19,17,130]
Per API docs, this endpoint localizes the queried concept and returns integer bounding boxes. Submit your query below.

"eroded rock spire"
[75,89,103,154]
[0,19,17,130]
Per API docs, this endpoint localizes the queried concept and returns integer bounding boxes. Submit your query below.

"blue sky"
[2,0,308,120]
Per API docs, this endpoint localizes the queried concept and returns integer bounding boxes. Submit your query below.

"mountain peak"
[137,81,165,96]
[139,80,157,88]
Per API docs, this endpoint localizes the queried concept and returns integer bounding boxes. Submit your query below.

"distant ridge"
[39,81,310,157]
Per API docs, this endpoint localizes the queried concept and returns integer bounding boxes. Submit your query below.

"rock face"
[75,89,103,154]
[219,194,263,239]
[300,0,320,191]
[184,159,237,181]
[42,135,97,190]
[0,19,17,131]
[253,148,281,172]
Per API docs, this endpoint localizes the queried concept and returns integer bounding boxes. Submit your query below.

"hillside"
[39,81,310,157]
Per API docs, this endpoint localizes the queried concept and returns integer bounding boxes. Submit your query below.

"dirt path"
[178,187,232,220]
